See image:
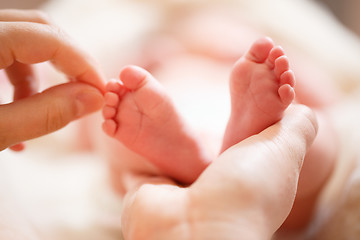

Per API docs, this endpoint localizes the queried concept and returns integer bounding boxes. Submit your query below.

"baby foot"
[102,66,211,184]
[221,37,295,152]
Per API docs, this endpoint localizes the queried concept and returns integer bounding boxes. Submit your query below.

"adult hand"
[0,9,105,151]
[120,105,318,240]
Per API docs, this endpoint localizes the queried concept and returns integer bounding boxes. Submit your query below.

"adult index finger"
[0,9,52,24]
[0,22,106,92]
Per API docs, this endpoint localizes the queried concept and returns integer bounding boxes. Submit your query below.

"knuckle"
[47,24,69,45]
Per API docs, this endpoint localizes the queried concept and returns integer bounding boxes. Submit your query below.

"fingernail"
[75,89,104,117]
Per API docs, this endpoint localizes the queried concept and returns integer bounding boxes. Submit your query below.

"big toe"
[245,37,274,63]
[120,65,148,90]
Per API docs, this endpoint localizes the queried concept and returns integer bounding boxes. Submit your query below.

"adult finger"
[5,61,38,151]
[1,9,51,100]
[0,9,52,24]
[2,9,55,101]
[5,61,38,100]
[191,104,318,233]
[0,82,103,151]
[0,22,105,92]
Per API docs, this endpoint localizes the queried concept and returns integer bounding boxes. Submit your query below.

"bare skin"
[103,37,336,234]
[103,38,295,184]
[221,37,295,152]
[0,9,105,240]
[102,66,212,184]
[120,105,318,240]
[0,9,105,152]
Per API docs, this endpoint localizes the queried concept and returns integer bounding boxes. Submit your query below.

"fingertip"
[9,142,25,152]
[78,70,106,94]
[75,86,104,118]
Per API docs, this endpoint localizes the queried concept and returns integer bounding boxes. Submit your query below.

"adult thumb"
[0,82,103,151]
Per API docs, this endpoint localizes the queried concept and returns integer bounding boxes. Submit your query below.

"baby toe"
[266,46,285,69]
[104,92,120,107]
[245,37,274,63]
[280,70,296,88]
[106,79,122,92]
[102,105,117,119]
[120,65,149,90]
[102,119,117,137]
[278,84,295,106]
[274,56,290,79]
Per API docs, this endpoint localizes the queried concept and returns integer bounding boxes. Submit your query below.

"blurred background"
[1,1,360,240]
[1,0,359,37]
